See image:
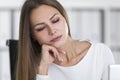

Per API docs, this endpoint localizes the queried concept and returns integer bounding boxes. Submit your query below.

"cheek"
[65,23,68,33]
[34,32,49,44]
[60,20,68,34]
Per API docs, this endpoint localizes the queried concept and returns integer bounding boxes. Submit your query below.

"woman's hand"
[38,44,64,75]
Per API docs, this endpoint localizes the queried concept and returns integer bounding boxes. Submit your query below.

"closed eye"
[35,27,45,31]
[52,18,59,23]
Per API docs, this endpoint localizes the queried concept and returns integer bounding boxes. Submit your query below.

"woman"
[16,0,115,80]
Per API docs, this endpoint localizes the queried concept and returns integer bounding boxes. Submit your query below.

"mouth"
[50,35,62,42]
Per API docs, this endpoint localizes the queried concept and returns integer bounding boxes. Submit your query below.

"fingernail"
[58,49,66,54]
[58,57,63,62]
[60,50,66,54]
[62,51,66,54]
[60,58,63,62]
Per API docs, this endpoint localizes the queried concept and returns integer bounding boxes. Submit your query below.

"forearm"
[38,61,49,75]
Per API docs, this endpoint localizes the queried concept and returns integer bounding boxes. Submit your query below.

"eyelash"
[36,27,45,31]
[52,18,59,23]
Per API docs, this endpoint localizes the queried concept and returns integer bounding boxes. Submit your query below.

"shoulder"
[90,42,112,52]
[80,40,113,58]
[79,40,109,51]
[78,40,114,58]
[90,42,115,63]
[89,42,112,55]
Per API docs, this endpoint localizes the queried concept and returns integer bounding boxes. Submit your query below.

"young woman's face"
[30,5,69,47]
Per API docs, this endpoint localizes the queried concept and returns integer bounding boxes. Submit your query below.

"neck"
[56,37,80,64]
[59,36,73,51]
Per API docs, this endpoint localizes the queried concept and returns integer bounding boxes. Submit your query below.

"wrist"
[38,61,49,75]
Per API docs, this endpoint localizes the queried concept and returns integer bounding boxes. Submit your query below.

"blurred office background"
[0,0,120,80]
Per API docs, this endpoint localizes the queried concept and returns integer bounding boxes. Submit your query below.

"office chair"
[6,39,18,80]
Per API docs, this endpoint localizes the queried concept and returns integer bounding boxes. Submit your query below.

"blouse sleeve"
[36,74,49,80]
[101,44,115,80]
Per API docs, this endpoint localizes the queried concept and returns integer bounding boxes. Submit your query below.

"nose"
[48,26,56,35]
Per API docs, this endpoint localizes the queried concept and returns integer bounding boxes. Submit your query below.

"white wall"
[0,0,24,8]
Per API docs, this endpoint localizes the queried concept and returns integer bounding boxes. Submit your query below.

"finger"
[54,49,63,62]
[49,49,57,58]
[57,48,66,54]
[48,46,59,59]
[46,44,65,54]
[49,47,63,62]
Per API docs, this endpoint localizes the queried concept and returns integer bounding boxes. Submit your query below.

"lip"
[50,35,62,42]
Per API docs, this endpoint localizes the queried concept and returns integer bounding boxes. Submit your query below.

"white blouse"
[36,43,115,80]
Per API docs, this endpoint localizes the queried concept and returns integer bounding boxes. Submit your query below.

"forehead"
[30,5,60,24]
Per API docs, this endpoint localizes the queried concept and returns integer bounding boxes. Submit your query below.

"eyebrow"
[49,13,58,20]
[33,13,58,28]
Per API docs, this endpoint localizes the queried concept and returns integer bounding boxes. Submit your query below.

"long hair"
[16,0,71,80]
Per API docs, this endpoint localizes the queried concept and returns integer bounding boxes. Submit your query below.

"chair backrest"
[6,39,18,80]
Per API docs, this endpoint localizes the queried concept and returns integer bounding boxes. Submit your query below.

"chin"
[52,41,65,48]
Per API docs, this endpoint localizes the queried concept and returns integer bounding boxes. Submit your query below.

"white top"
[36,43,115,80]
